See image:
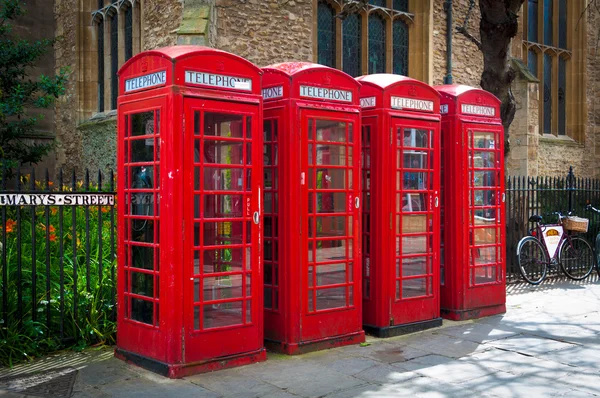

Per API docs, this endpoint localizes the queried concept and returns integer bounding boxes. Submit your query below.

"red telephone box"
[356,74,442,337]
[435,84,506,320]
[261,62,364,354]
[116,46,266,377]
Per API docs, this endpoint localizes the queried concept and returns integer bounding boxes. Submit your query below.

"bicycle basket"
[562,216,589,232]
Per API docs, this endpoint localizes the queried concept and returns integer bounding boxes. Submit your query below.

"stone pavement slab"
[0,279,599,398]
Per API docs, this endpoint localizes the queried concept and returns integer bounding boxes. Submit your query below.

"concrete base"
[265,330,365,355]
[363,317,443,338]
[115,347,267,379]
[441,304,506,321]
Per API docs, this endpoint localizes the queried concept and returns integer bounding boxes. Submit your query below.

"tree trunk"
[478,0,524,154]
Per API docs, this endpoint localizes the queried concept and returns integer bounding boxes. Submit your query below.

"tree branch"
[456,25,482,51]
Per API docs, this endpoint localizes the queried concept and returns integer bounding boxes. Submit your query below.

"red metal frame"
[357,74,442,337]
[116,46,266,378]
[435,84,506,321]
[261,63,365,354]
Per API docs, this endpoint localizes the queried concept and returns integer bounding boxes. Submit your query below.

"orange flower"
[101,207,111,213]
[49,234,57,242]
[5,219,16,233]
[48,225,56,233]
[50,208,58,215]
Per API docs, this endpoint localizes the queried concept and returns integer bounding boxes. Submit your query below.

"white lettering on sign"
[125,71,167,93]
[461,104,496,117]
[391,96,434,112]
[360,97,376,108]
[299,85,353,102]
[185,71,253,91]
[440,104,449,114]
[262,86,283,100]
[0,194,115,206]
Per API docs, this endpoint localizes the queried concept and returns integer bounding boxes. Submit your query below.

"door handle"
[502,193,506,203]
[253,211,260,225]
[435,197,439,208]
[355,197,360,209]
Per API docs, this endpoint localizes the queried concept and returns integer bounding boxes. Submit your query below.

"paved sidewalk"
[1,277,599,398]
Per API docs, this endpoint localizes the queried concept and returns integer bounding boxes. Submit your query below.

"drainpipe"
[444,0,453,84]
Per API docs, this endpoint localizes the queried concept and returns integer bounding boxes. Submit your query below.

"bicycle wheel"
[559,236,594,280]
[595,234,600,277]
[517,236,549,285]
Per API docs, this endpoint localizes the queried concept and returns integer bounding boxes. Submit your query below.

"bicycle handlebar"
[586,204,600,214]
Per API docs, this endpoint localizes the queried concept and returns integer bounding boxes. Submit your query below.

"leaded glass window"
[543,0,552,46]
[110,12,118,110]
[369,0,385,7]
[558,0,567,49]
[342,14,361,77]
[543,53,552,134]
[317,1,336,68]
[527,0,538,42]
[368,14,386,74]
[527,49,537,77]
[392,19,408,75]
[125,6,133,61]
[558,57,566,135]
[393,0,408,12]
[98,19,104,112]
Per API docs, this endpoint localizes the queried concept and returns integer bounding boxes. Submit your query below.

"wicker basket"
[562,216,589,233]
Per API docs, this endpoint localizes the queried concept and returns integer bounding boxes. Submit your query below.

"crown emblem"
[322,73,331,86]
[408,85,417,96]
[476,95,483,104]
[216,61,225,71]
[141,58,148,72]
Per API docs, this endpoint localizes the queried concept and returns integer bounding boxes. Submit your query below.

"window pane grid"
[368,14,386,74]
[361,125,371,300]
[264,119,279,311]
[342,14,362,77]
[317,1,336,68]
[393,19,409,75]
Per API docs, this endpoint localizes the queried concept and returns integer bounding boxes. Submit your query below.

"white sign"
[0,194,115,206]
[299,85,353,102]
[542,226,563,258]
[440,104,449,114]
[262,85,283,100]
[125,71,167,93]
[185,71,253,91]
[461,104,496,117]
[360,97,376,108]
[391,96,434,112]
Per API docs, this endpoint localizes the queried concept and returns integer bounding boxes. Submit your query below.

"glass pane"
[131,245,154,270]
[471,247,497,265]
[125,6,133,61]
[316,287,346,310]
[472,151,496,168]
[203,142,244,165]
[131,139,155,163]
[317,1,336,67]
[342,14,362,77]
[402,171,427,190]
[558,57,566,135]
[315,146,350,167]
[316,120,347,143]
[203,195,244,218]
[393,0,408,11]
[402,278,427,298]
[131,272,154,297]
[130,219,154,243]
[473,190,496,206]
[401,129,430,148]
[368,14,386,74]
[402,215,428,234]
[402,151,429,169]
[399,193,426,212]
[315,192,346,213]
[527,0,538,42]
[204,113,244,138]
[472,132,496,149]
[131,298,153,325]
[393,20,409,75]
[131,112,155,137]
[528,49,538,77]
[130,193,154,216]
[543,0,553,46]
[558,0,567,49]
[97,19,104,112]
[110,12,118,109]
[203,301,243,329]
[202,221,244,245]
[201,248,244,273]
[311,216,347,238]
[316,263,346,286]
[370,0,385,6]
[264,287,273,309]
[403,257,430,277]
[402,235,428,255]
[474,266,497,284]
[315,240,348,262]
[203,275,243,301]
[473,209,498,224]
[474,228,497,245]
[472,171,497,187]
[203,167,244,191]
[130,166,156,189]
[543,53,552,134]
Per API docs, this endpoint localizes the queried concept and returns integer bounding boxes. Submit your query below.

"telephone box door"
[183,98,262,361]
[300,109,361,341]
[463,123,505,306]
[390,118,440,324]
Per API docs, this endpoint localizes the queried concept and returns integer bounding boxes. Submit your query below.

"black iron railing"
[506,167,600,281]
[0,166,116,356]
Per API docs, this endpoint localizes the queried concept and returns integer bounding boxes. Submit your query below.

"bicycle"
[516,211,594,284]
[585,204,600,277]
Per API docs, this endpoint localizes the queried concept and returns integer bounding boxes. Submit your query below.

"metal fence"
[506,167,600,281]
[0,166,116,346]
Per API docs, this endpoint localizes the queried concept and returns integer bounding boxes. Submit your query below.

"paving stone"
[487,334,578,356]
[438,323,519,344]
[357,375,485,398]
[398,355,504,384]
[554,371,600,396]
[457,373,574,398]
[404,333,488,358]
[353,363,420,385]
[538,344,600,372]
[100,379,218,398]
[186,371,281,398]
[318,356,380,376]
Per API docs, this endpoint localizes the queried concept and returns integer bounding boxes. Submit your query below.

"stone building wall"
[142,0,183,50]
[432,0,483,87]
[214,0,312,68]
